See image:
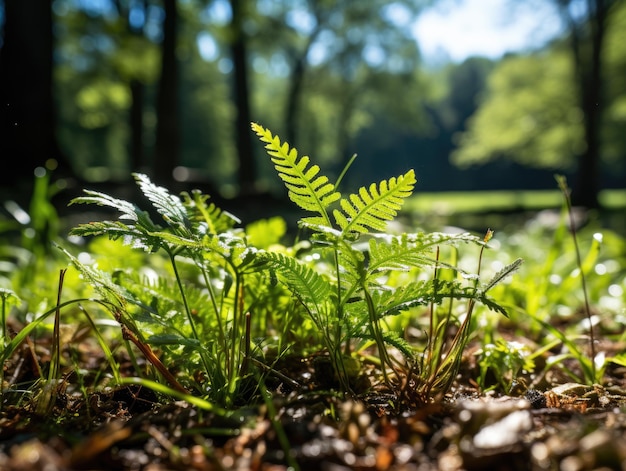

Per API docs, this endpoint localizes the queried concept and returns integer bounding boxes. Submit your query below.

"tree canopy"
[0,0,623,208]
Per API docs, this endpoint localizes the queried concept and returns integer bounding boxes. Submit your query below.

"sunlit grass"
[406,189,626,214]
[600,189,626,208]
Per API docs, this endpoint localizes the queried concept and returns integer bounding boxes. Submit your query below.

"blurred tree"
[453,0,625,208]
[452,52,584,169]
[251,1,431,152]
[350,57,495,192]
[556,0,620,207]
[111,0,152,173]
[0,0,71,186]
[443,57,494,131]
[179,8,237,190]
[54,1,158,180]
[153,0,180,185]
[601,0,626,178]
[228,0,257,193]
[248,0,434,192]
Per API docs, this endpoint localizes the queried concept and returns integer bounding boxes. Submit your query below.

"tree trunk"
[130,80,145,173]
[154,0,180,185]
[126,0,148,174]
[564,0,614,208]
[284,53,307,148]
[0,0,69,186]
[284,28,321,148]
[229,0,256,194]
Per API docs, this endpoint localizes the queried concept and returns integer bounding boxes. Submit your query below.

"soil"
[2,325,626,471]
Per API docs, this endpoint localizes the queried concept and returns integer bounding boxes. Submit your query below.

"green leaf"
[371,281,434,318]
[258,251,332,322]
[148,333,201,348]
[182,189,239,235]
[134,173,191,235]
[252,123,340,223]
[333,170,416,234]
[481,258,523,293]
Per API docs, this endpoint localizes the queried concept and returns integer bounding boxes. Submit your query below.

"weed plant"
[471,177,626,392]
[250,123,521,402]
[46,123,519,409]
[22,125,626,419]
[66,173,289,407]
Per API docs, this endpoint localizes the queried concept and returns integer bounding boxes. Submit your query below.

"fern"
[249,123,518,399]
[370,281,434,317]
[355,329,414,359]
[258,251,332,325]
[481,257,523,293]
[334,171,416,234]
[57,244,131,307]
[251,122,340,227]
[182,189,239,235]
[67,173,273,406]
[134,173,191,234]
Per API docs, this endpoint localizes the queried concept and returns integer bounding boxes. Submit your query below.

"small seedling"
[252,123,521,401]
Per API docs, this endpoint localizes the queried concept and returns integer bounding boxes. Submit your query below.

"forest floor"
[2,331,626,471]
[2,189,626,470]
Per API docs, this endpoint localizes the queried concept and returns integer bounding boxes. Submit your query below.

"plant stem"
[170,254,212,376]
[120,323,189,394]
[556,175,596,379]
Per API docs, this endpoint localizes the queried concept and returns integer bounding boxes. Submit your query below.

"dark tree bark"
[229,0,256,194]
[559,0,617,208]
[284,50,307,148]
[130,80,145,172]
[0,0,70,186]
[154,0,180,185]
[284,29,321,148]
[113,0,148,174]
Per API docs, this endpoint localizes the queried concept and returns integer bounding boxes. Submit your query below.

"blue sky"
[196,0,569,67]
[412,0,566,63]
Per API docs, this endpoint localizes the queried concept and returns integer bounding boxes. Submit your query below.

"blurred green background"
[0,0,624,215]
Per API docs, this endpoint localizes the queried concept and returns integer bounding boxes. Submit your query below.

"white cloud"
[412,0,565,63]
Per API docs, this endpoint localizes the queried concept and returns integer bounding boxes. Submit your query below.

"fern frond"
[182,190,239,235]
[69,189,160,230]
[367,234,436,275]
[481,258,523,293]
[258,251,332,322]
[367,232,484,276]
[56,245,130,306]
[404,231,485,248]
[70,220,165,253]
[134,173,192,235]
[477,294,510,318]
[335,239,366,291]
[355,330,414,359]
[251,123,340,224]
[371,281,434,318]
[333,170,416,234]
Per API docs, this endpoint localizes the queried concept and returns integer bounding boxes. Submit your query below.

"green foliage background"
[38,0,626,194]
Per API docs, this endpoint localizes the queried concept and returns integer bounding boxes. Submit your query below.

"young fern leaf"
[333,170,416,235]
[69,189,160,230]
[56,245,131,306]
[371,281,434,318]
[481,258,523,293]
[251,122,341,227]
[356,330,414,359]
[477,294,510,318]
[258,251,332,323]
[134,173,192,236]
[367,236,433,275]
[182,190,239,235]
[69,208,165,253]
